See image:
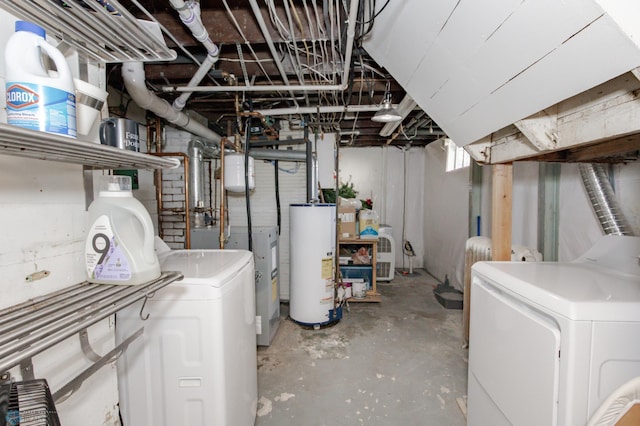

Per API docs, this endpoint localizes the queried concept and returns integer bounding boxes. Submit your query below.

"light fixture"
[372,82,402,123]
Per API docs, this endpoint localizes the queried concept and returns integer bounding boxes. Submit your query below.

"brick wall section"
[158,129,191,249]
[159,166,187,249]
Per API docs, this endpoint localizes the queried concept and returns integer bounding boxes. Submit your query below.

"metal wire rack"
[0,123,180,170]
[1,379,61,426]
[0,0,176,63]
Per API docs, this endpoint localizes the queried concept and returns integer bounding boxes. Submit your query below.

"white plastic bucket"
[352,280,367,299]
[74,78,108,137]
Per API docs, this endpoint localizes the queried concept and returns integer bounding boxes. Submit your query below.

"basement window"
[445,139,470,172]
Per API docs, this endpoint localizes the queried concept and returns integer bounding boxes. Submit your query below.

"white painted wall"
[0,9,124,424]
[423,146,640,292]
[423,142,469,290]
[339,146,425,270]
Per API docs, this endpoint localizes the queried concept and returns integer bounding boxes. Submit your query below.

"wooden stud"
[491,163,513,261]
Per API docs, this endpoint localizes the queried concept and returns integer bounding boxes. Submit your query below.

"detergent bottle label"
[6,82,76,137]
[86,215,132,281]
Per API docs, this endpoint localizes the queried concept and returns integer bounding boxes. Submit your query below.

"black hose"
[244,118,253,251]
[275,154,282,235]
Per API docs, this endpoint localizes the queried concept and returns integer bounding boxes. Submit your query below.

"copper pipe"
[146,118,152,153]
[152,152,191,249]
[239,111,278,138]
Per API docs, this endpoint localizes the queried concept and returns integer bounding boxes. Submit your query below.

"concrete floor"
[256,269,469,425]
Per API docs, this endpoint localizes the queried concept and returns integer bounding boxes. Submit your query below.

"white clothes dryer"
[467,235,640,426]
[116,248,257,426]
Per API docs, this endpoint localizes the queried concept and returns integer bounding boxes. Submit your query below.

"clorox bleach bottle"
[5,21,77,138]
[86,176,161,285]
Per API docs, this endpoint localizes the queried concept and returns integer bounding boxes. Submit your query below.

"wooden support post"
[491,163,513,261]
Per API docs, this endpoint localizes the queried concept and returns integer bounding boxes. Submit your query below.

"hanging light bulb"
[372,82,402,123]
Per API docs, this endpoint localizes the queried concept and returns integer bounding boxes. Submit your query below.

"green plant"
[322,182,357,204]
[338,182,357,198]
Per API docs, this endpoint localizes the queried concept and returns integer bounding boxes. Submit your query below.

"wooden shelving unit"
[339,237,381,303]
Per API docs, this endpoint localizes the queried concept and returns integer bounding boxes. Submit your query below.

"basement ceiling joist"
[107,0,443,148]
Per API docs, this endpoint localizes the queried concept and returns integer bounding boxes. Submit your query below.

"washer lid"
[160,249,253,287]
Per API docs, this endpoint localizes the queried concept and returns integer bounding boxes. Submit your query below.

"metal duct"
[188,139,205,212]
[579,163,634,236]
[250,149,307,162]
[122,62,223,144]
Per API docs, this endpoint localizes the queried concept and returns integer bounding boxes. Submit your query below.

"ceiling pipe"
[164,84,346,93]
[252,104,397,117]
[169,0,220,111]
[164,0,360,95]
[248,0,297,100]
[122,62,223,144]
[250,148,308,162]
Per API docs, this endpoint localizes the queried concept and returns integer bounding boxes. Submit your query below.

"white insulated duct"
[169,0,220,111]
[122,62,223,144]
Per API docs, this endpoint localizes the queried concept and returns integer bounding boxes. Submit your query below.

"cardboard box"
[338,206,356,238]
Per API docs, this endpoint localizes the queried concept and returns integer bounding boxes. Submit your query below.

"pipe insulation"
[579,163,634,236]
[122,62,222,144]
[169,0,220,111]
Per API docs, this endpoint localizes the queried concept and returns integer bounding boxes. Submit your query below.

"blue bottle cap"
[15,21,46,38]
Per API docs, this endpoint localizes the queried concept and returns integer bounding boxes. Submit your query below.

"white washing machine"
[116,248,257,426]
[467,235,640,426]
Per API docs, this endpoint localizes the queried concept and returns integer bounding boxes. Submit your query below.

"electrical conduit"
[122,62,222,144]
[169,0,220,111]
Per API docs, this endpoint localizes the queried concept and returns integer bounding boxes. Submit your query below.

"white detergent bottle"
[86,175,161,285]
[5,21,77,138]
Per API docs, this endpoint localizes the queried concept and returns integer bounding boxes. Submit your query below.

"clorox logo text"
[6,85,39,109]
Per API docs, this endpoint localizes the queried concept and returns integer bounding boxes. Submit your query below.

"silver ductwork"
[249,149,308,162]
[579,163,634,236]
[188,139,205,211]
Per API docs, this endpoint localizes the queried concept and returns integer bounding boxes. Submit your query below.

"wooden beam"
[530,134,640,163]
[467,73,640,164]
[491,164,513,261]
[514,106,558,151]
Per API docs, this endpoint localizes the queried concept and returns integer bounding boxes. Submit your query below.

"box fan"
[377,226,395,281]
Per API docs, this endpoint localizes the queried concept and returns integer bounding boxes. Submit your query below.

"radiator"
[463,237,542,344]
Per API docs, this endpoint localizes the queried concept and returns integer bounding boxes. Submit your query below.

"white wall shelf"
[0,0,176,63]
[0,124,180,170]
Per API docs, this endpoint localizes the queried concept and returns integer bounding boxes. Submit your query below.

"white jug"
[85,176,160,285]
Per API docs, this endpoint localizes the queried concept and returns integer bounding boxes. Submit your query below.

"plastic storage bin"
[340,265,372,290]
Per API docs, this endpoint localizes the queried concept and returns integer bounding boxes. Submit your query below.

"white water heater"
[289,203,340,326]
